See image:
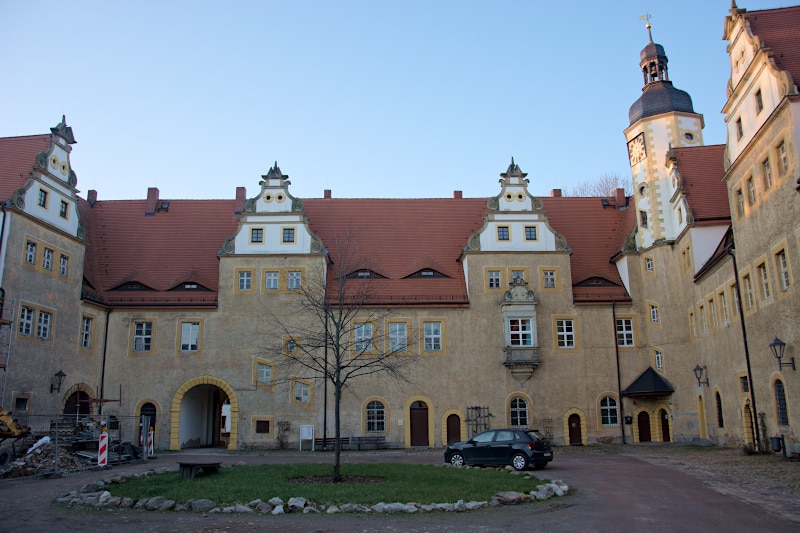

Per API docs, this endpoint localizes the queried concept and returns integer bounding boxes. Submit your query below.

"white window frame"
[133,321,153,352]
[650,305,659,325]
[758,263,771,299]
[25,241,36,264]
[776,250,791,291]
[265,271,279,290]
[293,381,310,404]
[257,363,273,386]
[600,396,619,426]
[42,248,53,271]
[287,271,302,290]
[37,311,52,340]
[508,318,533,346]
[615,318,634,347]
[354,322,373,352]
[81,316,93,349]
[238,271,252,291]
[388,322,407,352]
[509,396,529,428]
[543,270,557,289]
[488,270,501,289]
[59,254,69,276]
[366,400,386,433]
[19,307,34,336]
[180,322,200,352]
[655,350,663,370]
[423,321,442,352]
[556,319,575,348]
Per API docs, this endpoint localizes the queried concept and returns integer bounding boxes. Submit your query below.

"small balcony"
[503,346,540,385]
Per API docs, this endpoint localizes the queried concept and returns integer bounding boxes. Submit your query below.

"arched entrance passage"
[659,408,671,442]
[169,376,238,451]
[637,411,652,442]
[136,400,158,448]
[63,390,91,417]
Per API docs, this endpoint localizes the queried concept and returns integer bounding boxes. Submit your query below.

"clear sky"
[0,0,788,201]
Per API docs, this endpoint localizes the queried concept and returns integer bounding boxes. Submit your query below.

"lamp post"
[50,370,66,393]
[769,337,795,371]
[693,365,709,387]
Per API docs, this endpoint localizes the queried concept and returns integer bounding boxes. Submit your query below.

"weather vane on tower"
[640,12,654,41]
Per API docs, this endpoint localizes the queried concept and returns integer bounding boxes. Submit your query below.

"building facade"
[1,3,797,453]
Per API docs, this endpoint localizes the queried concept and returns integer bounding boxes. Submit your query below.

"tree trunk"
[333,374,343,481]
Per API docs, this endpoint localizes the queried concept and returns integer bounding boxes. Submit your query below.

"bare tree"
[264,232,418,481]
[564,172,633,197]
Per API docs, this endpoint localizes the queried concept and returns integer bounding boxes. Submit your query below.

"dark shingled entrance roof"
[621,367,675,397]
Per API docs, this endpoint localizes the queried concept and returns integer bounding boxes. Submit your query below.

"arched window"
[510,397,529,428]
[774,380,789,426]
[715,392,724,428]
[600,396,619,426]
[366,400,386,433]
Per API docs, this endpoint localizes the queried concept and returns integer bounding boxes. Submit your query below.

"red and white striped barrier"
[147,427,154,457]
[98,428,108,467]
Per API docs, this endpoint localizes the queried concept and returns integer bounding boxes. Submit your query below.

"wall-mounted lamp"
[693,365,709,387]
[50,370,66,393]
[769,337,795,371]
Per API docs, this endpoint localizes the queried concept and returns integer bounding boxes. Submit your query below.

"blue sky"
[0,1,786,201]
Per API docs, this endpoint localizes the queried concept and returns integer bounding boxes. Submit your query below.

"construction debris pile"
[1,440,87,478]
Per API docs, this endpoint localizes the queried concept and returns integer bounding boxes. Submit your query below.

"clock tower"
[624,22,705,249]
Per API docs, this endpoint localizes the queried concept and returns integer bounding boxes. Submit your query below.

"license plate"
[543,453,552,457]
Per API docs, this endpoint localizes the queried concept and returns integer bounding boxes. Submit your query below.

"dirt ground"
[0,444,798,532]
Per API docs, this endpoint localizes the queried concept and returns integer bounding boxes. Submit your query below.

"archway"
[446,413,461,445]
[568,413,583,445]
[637,411,651,442]
[169,376,238,451]
[409,400,430,446]
[137,401,158,448]
[63,391,91,417]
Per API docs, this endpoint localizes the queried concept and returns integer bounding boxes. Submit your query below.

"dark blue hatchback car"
[444,428,553,470]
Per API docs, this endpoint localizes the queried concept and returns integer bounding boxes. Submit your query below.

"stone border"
[55,464,570,515]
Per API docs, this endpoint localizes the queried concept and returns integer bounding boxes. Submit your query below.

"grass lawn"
[108,463,548,507]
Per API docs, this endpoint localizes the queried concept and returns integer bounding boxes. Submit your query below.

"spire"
[50,115,76,144]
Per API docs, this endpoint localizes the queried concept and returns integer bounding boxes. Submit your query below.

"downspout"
[727,247,761,451]
[612,301,626,444]
[0,205,7,319]
[98,305,114,415]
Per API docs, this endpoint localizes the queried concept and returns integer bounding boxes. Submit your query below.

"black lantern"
[693,365,709,387]
[51,370,66,393]
[769,337,795,371]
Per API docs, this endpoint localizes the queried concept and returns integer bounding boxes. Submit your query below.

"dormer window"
[405,269,447,279]
[421,271,434,277]
[357,271,371,278]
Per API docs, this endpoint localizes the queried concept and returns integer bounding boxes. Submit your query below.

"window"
[508,318,533,346]
[180,321,200,352]
[746,177,756,205]
[292,380,311,404]
[777,141,788,175]
[735,117,743,140]
[354,322,373,352]
[762,158,773,190]
[366,401,386,433]
[257,363,273,386]
[38,189,48,207]
[649,304,659,325]
[755,89,763,114]
[655,350,663,371]
[423,321,442,352]
[645,257,654,273]
[282,227,295,243]
[719,292,729,323]
[542,270,557,289]
[37,311,51,340]
[250,228,263,243]
[287,271,302,290]
[25,241,36,264]
[735,188,745,217]
[509,397,529,428]
[265,271,279,290]
[740,376,750,393]
[497,226,509,241]
[524,226,537,241]
[556,319,575,348]
[639,210,648,228]
[743,274,754,309]
[510,269,525,282]
[285,338,298,355]
[388,322,407,352]
[81,316,93,349]
[709,299,717,328]
[600,396,619,426]
[14,396,29,412]
[488,270,501,289]
[59,200,68,218]
[42,248,53,271]
[19,307,34,336]
[776,249,791,291]
[774,380,789,425]
[615,318,634,347]
[757,263,770,299]
[731,281,740,317]
[59,255,69,277]
[238,271,252,291]
[689,311,696,336]
[716,392,724,428]
[133,321,153,352]
[699,305,707,333]
[255,420,270,434]
[678,207,683,224]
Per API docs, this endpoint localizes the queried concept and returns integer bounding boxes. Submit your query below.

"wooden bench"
[178,461,221,479]
[350,435,386,450]
[313,437,348,450]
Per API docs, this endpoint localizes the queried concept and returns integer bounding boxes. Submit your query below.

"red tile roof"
[747,6,800,86]
[672,145,729,222]
[0,135,50,200]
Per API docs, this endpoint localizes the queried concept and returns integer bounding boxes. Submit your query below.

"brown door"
[446,414,460,444]
[568,414,582,445]
[410,401,429,446]
[638,412,651,442]
[63,391,91,416]
[659,409,670,442]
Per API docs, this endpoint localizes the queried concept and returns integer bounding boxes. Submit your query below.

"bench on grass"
[350,435,386,450]
[178,461,221,479]
[313,437,348,450]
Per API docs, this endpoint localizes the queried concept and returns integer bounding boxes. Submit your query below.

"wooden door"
[659,409,670,442]
[568,414,582,445]
[637,412,651,442]
[446,414,461,444]
[410,401,429,446]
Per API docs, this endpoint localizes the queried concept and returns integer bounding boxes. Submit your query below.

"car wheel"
[533,462,548,470]
[449,452,465,467]
[511,452,528,471]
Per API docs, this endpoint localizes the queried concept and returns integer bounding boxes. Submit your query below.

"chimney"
[87,190,97,207]
[551,189,562,197]
[614,187,626,208]
[453,190,462,199]
[145,187,159,215]
[324,189,332,199]
[235,187,246,214]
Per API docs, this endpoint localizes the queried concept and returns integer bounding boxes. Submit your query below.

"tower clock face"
[627,133,647,166]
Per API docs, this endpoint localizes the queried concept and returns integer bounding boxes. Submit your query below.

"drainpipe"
[98,305,114,415]
[727,247,761,451]
[0,205,7,319]
[612,301,627,444]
